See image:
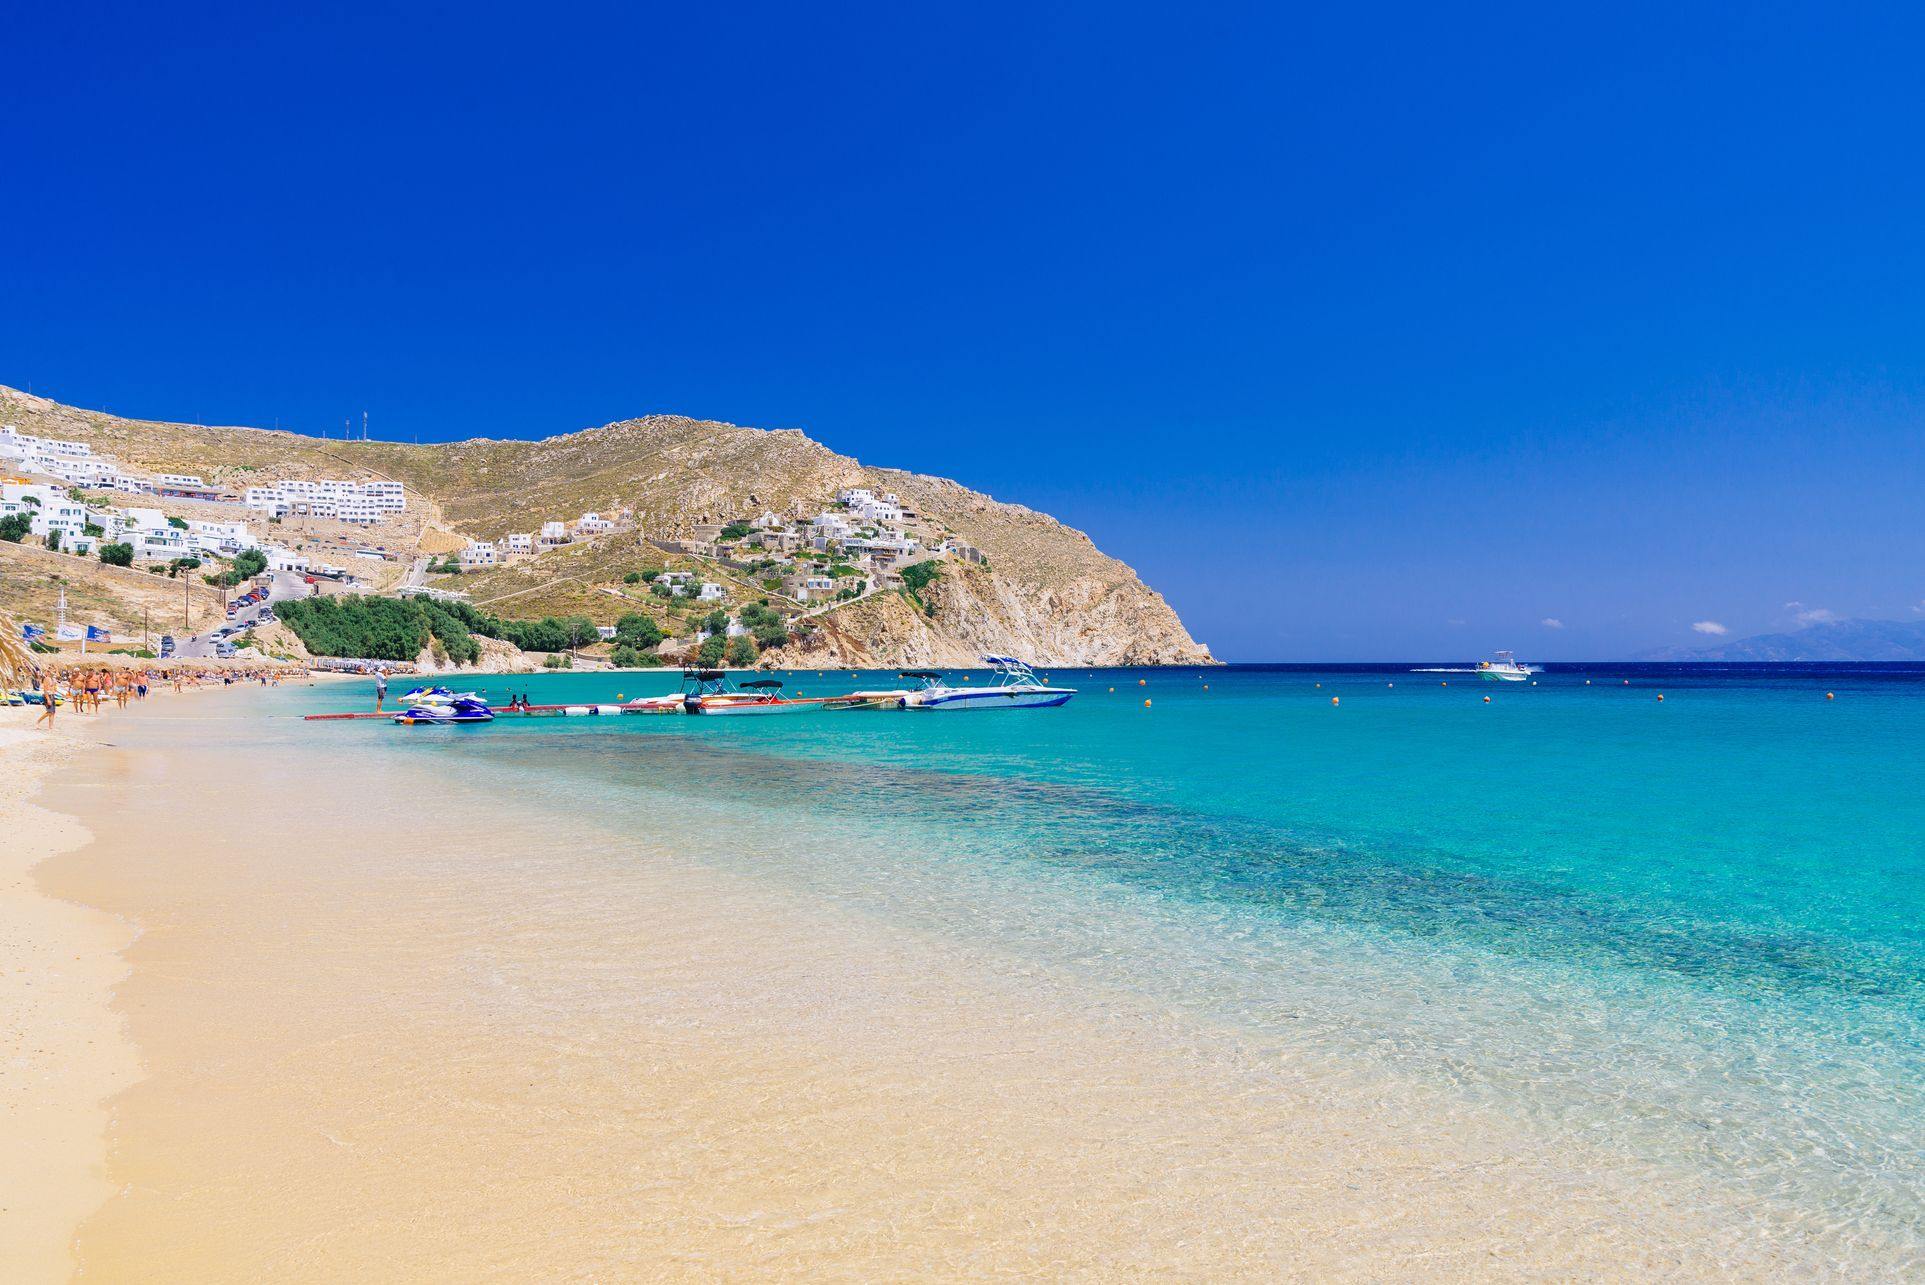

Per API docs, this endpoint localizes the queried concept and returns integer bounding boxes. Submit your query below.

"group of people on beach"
[22,661,308,729]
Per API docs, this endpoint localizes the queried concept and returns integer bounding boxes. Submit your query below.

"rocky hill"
[0,386,1211,666]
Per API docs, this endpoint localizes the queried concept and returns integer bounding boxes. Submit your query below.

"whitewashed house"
[539,520,569,548]
[575,511,614,536]
[504,532,534,556]
[459,540,498,568]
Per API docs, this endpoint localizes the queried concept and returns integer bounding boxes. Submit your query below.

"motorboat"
[392,696,495,725]
[686,675,832,716]
[1476,652,1539,683]
[623,668,724,714]
[903,656,1075,710]
[823,670,943,711]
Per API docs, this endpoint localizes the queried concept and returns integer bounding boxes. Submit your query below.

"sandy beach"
[5,683,1853,1280]
[0,714,139,1283]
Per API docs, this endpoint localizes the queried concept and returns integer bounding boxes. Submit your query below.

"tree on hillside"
[702,609,729,636]
[614,613,663,649]
[0,514,31,542]
[725,635,757,667]
[697,635,727,667]
[233,547,268,578]
[99,542,134,566]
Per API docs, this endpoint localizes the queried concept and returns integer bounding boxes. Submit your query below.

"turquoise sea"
[285,662,1925,1265]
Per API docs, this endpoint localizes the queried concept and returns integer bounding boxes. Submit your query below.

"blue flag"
[21,622,45,640]
[85,625,111,642]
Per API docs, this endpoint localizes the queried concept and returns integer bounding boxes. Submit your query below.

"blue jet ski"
[392,696,495,725]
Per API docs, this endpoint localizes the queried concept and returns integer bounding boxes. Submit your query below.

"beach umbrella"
[0,613,43,688]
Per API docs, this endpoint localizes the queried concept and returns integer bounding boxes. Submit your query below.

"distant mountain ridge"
[1637,618,1925,662]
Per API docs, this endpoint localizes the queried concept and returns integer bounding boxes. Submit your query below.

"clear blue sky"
[7,3,1923,659]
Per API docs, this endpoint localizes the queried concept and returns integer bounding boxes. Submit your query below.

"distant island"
[1637,618,1925,662]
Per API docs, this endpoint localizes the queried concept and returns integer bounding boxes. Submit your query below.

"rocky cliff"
[0,385,1213,666]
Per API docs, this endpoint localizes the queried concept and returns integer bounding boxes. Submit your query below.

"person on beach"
[34,681,56,729]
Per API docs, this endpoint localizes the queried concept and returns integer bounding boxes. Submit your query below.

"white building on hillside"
[264,546,309,574]
[186,519,256,557]
[504,532,534,556]
[575,511,614,536]
[539,520,569,548]
[460,540,498,568]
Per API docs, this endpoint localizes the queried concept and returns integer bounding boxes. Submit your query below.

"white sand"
[0,713,140,1283]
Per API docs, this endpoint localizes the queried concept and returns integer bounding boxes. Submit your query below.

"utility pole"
[143,607,149,652]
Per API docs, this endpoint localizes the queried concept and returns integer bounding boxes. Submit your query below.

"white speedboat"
[686,675,832,716]
[903,656,1075,710]
[823,671,943,711]
[1476,652,1539,682]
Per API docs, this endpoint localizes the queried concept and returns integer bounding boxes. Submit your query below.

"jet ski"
[392,696,495,725]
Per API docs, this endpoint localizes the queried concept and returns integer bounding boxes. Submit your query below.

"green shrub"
[98,542,135,566]
[725,635,757,666]
[623,571,641,584]
[697,635,727,667]
[614,613,663,649]
[0,513,31,542]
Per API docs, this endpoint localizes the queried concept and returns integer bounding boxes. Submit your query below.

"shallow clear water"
[294,663,1925,1263]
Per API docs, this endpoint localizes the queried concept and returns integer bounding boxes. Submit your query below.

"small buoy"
[1144,698,1152,708]
[1330,696,1339,706]
[1315,682,1321,688]
[1657,693,1665,702]
[1585,679,1591,685]
[1387,682,1394,688]
[1203,684,1209,691]
[1826,691,1835,700]
[1108,686,1115,693]
[851,672,858,679]
[1623,679,1630,685]
[1138,678,1147,687]
[1483,695,1491,703]
[1441,681,1447,687]
[1530,681,1537,686]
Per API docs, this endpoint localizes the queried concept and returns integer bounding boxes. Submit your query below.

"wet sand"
[38,695,1832,1280]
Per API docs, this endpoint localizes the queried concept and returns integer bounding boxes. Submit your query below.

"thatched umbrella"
[0,612,42,689]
